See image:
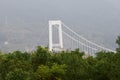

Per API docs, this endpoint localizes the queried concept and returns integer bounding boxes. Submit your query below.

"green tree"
[35,63,66,80]
[0,51,33,80]
[57,49,88,80]
[116,36,120,53]
[32,46,50,71]
[94,51,120,80]
[5,68,30,80]
[0,45,120,80]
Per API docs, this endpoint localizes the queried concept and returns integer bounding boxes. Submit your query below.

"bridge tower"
[49,20,63,52]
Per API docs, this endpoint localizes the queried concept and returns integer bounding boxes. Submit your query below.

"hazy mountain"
[0,0,120,52]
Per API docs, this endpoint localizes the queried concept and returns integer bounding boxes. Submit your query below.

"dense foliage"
[0,47,120,80]
[116,36,120,53]
[0,36,120,80]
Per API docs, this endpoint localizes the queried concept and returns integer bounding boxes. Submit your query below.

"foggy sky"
[0,0,120,36]
[0,0,120,51]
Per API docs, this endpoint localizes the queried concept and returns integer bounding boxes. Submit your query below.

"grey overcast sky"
[0,0,120,34]
[0,0,120,51]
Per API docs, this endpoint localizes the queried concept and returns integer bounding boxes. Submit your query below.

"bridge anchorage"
[48,20,116,55]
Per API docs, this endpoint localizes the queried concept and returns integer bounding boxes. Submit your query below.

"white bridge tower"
[49,20,63,52]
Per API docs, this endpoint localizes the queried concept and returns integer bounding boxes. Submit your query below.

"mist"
[0,0,120,51]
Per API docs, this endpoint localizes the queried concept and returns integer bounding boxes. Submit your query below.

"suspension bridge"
[48,20,116,56]
[1,18,116,55]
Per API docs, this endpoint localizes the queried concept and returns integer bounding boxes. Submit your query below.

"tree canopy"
[116,36,120,53]
[0,36,120,80]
